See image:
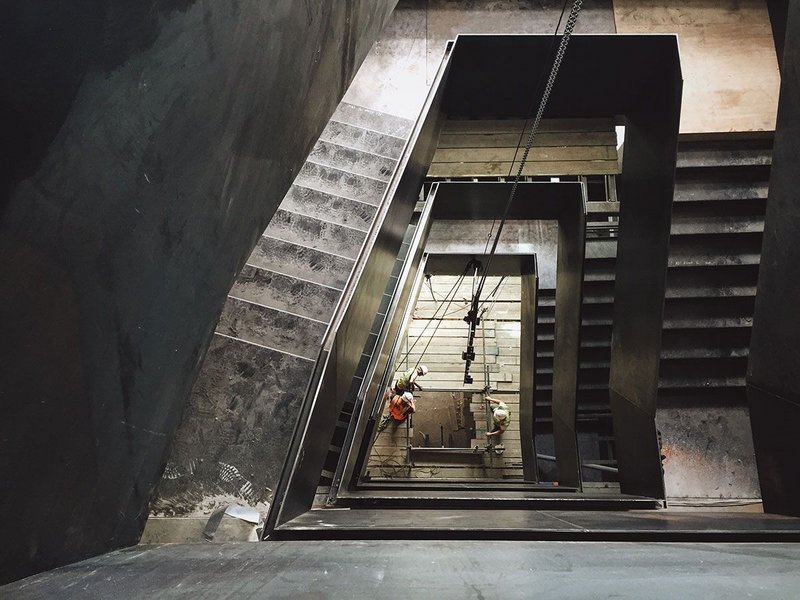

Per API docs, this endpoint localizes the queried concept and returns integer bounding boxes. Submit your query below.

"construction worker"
[377,391,416,432]
[392,364,428,395]
[486,395,511,438]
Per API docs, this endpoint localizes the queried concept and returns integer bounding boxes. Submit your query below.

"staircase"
[153,104,414,516]
[534,137,770,486]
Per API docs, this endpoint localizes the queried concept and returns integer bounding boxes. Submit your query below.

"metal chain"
[512,0,583,181]
[475,0,583,301]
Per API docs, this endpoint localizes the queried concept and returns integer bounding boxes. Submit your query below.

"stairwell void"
[259,34,684,538]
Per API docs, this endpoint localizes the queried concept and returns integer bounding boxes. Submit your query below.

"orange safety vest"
[389,395,411,421]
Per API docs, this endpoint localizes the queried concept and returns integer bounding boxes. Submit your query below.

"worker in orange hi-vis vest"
[377,392,416,433]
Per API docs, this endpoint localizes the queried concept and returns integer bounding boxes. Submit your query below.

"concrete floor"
[5,540,800,599]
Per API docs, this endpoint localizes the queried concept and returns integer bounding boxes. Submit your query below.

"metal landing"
[273,509,800,542]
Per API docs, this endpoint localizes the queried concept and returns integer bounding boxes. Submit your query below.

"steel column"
[519,255,540,482]
[746,0,800,517]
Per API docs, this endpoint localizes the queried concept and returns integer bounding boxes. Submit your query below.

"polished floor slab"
[5,540,800,599]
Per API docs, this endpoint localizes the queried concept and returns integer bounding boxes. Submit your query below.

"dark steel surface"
[430,181,581,220]
[604,46,682,501]
[747,0,800,516]
[426,253,523,276]
[268,45,453,530]
[333,197,435,500]
[443,34,681,118]
[7,540,800,599]
[551,187,586,489]
[0,0,397,584]
[520,256,540,481]
[275,508,800,542]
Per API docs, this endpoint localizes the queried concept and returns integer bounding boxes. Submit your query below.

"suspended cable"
[479,0,573,260]
[463,0,583,384]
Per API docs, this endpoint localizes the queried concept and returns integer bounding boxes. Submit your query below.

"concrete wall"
[0,0,396,584]
[613,0,780,134]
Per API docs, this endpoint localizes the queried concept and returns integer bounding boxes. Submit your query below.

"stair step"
[296,162,388,206]
[281,185,377,232]
[309,140,398,182]
[247,236,354,290]
[217,297,327,360]
[230,265,342,323]
[673,181,769,202]
[332,102,414,138]
[265,208,366,260]
[321,120,406,159]
[670,215,764,235]
[676,149,772,169]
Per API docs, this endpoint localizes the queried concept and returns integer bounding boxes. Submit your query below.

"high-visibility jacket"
[389,395,412,421]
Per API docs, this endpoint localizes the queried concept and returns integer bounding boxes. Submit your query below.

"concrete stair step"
[217,296,327,360]
[281,185,377,233]
[296,161,388,206]
[676,148,772,169]
[309,140,398,182]
[320,120,406,159]
[332,102,414,138]
[265,208,366,260]
[673,180,769,202]
[230,265,342,324]
[248,236,354,291]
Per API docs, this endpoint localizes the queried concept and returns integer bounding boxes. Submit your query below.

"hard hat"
[493,409,508,422]
[402,392,414,402]
[418,365,429,376]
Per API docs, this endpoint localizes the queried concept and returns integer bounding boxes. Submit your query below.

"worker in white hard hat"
[392,364,428,395]
[377,391,416,432]
[486,395,511,438]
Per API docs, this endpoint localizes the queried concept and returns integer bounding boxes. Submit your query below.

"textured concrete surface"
[658,405,761,501]
[5,540,800,598]
[0,0,397,583]
[344,0,616,118]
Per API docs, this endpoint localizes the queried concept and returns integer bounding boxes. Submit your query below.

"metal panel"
[520,255,540,482]
[608,105,681,500]
[332,194,436,501]
[551,192,586,489]
[746,0,800,517]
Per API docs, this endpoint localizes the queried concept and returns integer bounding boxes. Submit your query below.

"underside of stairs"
[151,104,414,515]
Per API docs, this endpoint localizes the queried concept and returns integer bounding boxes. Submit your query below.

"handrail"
[329,189,436,502]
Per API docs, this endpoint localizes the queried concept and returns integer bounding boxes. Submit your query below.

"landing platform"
[335,488,659,510]
[6,540,800,599]
[274,509,800,542]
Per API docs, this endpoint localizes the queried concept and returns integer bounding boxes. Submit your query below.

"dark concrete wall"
[0,0,396,583]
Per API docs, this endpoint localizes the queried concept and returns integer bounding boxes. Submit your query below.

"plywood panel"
[613,0,779,134]
[430,118,620,177]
